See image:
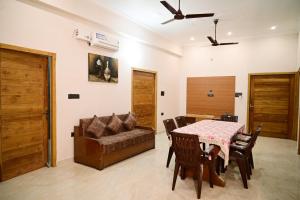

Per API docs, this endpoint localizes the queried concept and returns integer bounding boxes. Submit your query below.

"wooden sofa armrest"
[74,135,104,170]
[74,136,102,157]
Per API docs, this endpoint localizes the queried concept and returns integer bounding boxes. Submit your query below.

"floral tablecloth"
[173,120,245,166]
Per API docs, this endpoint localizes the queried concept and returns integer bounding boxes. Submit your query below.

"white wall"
[22,0,183,56]
[179,34,299,127]
[0,0,181,162]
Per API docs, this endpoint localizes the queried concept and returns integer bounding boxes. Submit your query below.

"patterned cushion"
[107,113,123,134]
[123,112,137,130]
[97,129,154,154]
[86,115,106,138]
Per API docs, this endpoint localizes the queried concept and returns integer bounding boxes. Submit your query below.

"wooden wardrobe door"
[0,49,48,181]
[132,70,156,130]
[249,74,294,138]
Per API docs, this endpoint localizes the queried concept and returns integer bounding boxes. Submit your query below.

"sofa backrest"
[79,114,128,137]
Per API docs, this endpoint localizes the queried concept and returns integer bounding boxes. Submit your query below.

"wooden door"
[0,48,49,181]
[249,74,296,139]
[132,70,156,130]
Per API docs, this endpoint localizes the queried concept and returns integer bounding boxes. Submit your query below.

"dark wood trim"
[293,72,299,140]
[0,43,57,166]
[297,68,300,155]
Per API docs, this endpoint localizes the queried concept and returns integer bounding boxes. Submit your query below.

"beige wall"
[0,0,181,161]
[180,34,299,127]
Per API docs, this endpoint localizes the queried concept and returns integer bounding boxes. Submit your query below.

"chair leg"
[208,160,214,188]
[180,167,186,180]
[246,158,251,180]
[248,157,252,175]
[197,165,203,199]
[166,147,173,168]
[236,158,248,189]
[216,157,220,175]
[220,159,226,173]
[172,162,180,190]
[249,151,254,169]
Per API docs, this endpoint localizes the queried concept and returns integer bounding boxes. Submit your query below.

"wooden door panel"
[2,152,44,180]
[132,70,156,130]
[2,144,44,162]
[0,49,48,181]
[249,74,294,138]
[253,113,288,122]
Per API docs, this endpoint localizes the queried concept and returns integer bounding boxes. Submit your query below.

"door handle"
[250,104,254,108]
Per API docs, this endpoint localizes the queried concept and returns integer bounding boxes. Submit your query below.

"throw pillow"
[86,115,106,138]
[107,113,123,134]
[123,112,137,130]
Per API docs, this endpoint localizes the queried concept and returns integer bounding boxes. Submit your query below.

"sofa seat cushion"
[97,129,154,154]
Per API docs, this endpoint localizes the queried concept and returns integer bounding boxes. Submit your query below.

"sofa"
[73,113,155,170]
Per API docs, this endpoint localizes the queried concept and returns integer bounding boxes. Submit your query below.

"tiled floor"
[0,133,299,200]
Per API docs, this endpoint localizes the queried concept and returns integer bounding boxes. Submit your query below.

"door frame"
[131,68,157,131]
[298,68,300,155]
[0,43,57,167]
[246,72,299,140]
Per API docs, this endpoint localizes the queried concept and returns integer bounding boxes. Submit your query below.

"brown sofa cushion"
[107,113,123,134]
[80,114,128,137]
[123,112,136,130]
[86,115,106,138]
[97,129,154,154]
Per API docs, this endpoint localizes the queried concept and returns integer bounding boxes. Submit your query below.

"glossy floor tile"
[0,133,299,200]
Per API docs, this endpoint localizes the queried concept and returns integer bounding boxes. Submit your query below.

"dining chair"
[185,116,196,124]
[163,119,177,168]
[170,132,205,199]
[234,125,262,170]
[175,116,187,128]
[219,125,262,189]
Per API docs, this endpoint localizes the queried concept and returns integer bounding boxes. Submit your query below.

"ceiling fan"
[160,0,214,25]
[207,19,239,46]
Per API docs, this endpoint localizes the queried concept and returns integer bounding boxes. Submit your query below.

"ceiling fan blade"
[160,1,177,14]
[185,13,214,19]
[207,36,216,44]
[219,42,239,45]
[161,18,175,25]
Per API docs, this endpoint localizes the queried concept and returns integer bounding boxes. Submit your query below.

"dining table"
[173,119,245,187]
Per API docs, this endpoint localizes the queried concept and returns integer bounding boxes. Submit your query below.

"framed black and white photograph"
[88,53,118,83]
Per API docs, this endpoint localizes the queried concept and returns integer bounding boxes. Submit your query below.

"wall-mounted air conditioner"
[74,29,90,42]
[89,32,119,51]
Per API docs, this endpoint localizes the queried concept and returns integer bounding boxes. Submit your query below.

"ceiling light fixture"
[270,26,277,30]
[190,37,195,41]
[227,32,232,36]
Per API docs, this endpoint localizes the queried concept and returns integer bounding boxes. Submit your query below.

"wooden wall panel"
[187,76,235,116]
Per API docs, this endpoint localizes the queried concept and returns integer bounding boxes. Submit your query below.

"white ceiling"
[91,0,300,45]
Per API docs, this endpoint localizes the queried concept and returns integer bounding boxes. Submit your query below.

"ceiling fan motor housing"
[175,13,184,19]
